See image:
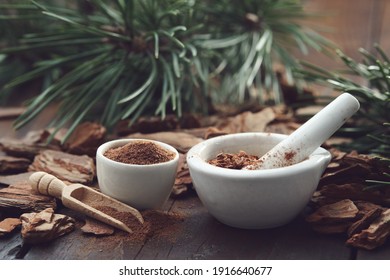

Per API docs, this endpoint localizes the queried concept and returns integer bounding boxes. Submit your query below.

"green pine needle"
[1,0,332,138]
[298,45,390,188]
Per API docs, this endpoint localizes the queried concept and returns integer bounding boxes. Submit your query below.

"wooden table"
[1,0,390,260]
[1,190,390,260]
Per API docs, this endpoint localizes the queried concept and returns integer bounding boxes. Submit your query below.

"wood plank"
[0,232,25,260]
[0,119,18,139]
[192,222,280,260]
[192,211,351,260]
[137,196,351,260]
[22,195,350,260]
[367,0,385,50]
[133,195,285,260]
[299,0,376,69]
[356,243,390,260]
[264,214,351,260]
[0,107,25,120]
[377,0,390,52]
[125,198,183,260]
[0,103,59,140]
[24,229,144,260]
[133,195,219,260]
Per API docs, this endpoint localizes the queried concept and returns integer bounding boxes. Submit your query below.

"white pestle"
[244,92,360,170]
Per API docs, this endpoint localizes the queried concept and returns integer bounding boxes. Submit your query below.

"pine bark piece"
[81,217,115,236]
[0,107,26,119]
[171,184,189,197]
[343,150,376,166]
[0,172,35,186]
[320,164,371,186]
[317,183,390,207]
[172,153,193,197]
[28,150,95,184]
[174,169,192,186]
[319,149,389,189]
[264,121,298,135]
[306,199,359,225]
[329,148,347,161]
[347,207,383,237]
[116,115,179,136]
[127,132,203,153]
[175,153,191,183]
[354,201,385,214]
[215,108,276,134]
[203,127,227,139]
[0,155,31,173]
[180,127,211,139]
[346,209,390,250]
[0,138,47,159]
[0,218,21,237]
[0,130,62,160]
[65,122,106,157]
[0,182,57,214]
[20,208,75,244]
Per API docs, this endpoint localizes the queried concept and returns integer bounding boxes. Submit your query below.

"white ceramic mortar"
[187,132,331,229]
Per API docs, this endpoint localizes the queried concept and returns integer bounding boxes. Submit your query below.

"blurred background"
[301,0,390,73]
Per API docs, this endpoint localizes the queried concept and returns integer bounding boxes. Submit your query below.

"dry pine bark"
[28,150,95,184]
[0,182,57,214]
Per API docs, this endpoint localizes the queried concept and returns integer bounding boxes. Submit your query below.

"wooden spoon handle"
[29,171,66,200]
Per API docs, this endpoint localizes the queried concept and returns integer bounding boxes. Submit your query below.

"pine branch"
[197,0,334,104]
[1,0,205,141]
[0,0,332,140]
[297,45,390,187]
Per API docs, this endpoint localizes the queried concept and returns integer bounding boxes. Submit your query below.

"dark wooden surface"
[1,0,390,260]
[2,195,355,260]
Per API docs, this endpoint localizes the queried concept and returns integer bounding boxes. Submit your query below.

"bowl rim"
[186,132,331,178]
[96,138,179,168]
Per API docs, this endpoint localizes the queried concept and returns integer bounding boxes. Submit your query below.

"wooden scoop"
[29,171,144,233]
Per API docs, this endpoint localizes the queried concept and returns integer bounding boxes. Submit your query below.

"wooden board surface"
[0,196,341,260]
[2,194,386,260]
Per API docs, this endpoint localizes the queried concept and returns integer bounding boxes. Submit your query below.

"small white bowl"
[187,132,331,229]
[96,139,179,210]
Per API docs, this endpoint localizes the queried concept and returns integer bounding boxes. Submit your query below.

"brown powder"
[94,205,142,229]
[103,140,176,165]
[284,151,296,161]
[142,210,184,241]
[93,205,184,243]
[208,151,259,169]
